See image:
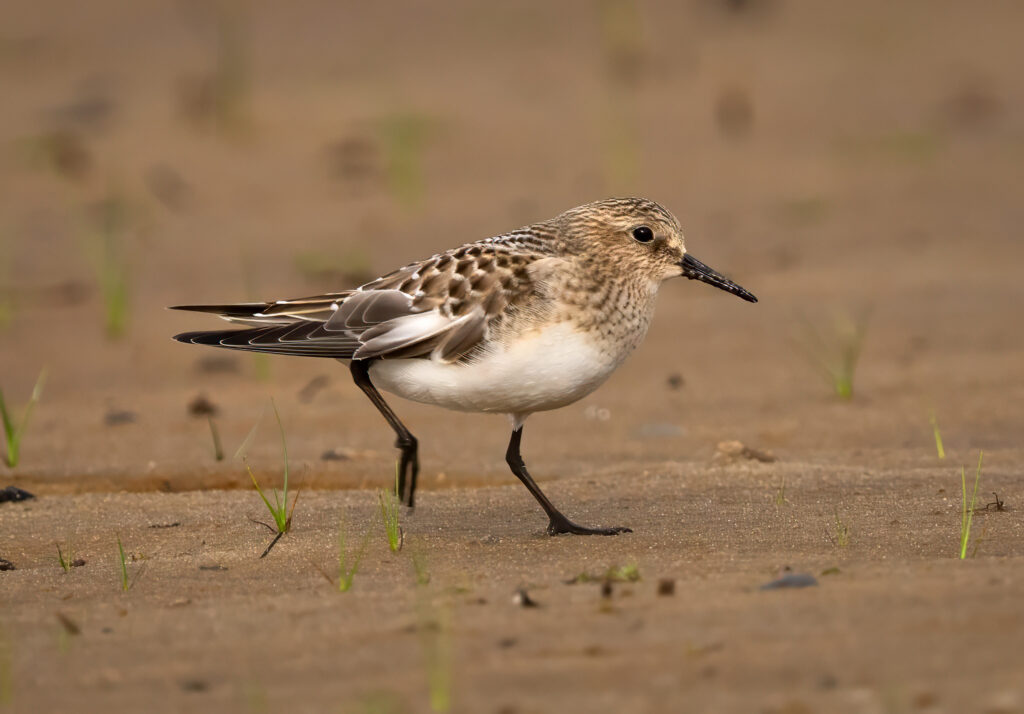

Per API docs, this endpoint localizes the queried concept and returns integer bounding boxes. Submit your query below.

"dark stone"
[760,573,818,590]
[104,410,137,426]
[0,486,35,503]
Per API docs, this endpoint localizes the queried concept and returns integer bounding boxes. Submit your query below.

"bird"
[172,197,757,535]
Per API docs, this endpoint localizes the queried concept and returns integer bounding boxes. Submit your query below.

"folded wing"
[171,242,540,363]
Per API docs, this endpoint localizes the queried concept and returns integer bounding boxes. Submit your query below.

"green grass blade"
[0,388,13,466]
[338,524,373,592]
[0,369,46,467]
[208,417,224,461]
[929,411,945,459]
[378,464,403,552]
[117,534,129,591]
[233,407,265,461]
[411,542,431,586]
[338,523,349,591]
[240,401,294,536]
[0,388,13,444]
[246,462,278,523]
[270,398,289,507]
[15,369,46,443]
[959,465,968,556]
[57,541,73,573]
[959,452,983,559]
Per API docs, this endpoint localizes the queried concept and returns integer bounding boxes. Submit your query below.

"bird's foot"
[546,515,632,536]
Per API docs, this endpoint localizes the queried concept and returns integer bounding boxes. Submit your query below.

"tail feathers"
[173,323,358,359]
[169,292,352,324]
[169,303,269,318]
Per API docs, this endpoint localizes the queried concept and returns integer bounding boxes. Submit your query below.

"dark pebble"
[196,355,239,374]
[320,448,350,462]
[0,486,36,503]
[104,410,137,426]
[760,573,818,590]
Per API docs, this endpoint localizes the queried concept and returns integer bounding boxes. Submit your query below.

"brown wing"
[171,242,543,363]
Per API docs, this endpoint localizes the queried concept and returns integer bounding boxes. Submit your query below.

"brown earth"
[1,1,1023,712]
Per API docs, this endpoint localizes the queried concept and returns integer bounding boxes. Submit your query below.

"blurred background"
[1,0,1022,490]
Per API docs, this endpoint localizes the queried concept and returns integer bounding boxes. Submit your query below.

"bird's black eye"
[632,226,654,243]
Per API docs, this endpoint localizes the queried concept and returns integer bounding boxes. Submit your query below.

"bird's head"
[557,197,757,303]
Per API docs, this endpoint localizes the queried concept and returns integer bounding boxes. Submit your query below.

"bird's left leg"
[349,358,419,507]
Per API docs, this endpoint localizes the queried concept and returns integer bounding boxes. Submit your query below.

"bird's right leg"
[349,359,419,508]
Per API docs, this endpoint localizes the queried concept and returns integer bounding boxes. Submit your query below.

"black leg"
[350,359,419,508]
[505,426,631,536]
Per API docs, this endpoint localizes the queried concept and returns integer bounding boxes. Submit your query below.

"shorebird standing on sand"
[172,198,757,535]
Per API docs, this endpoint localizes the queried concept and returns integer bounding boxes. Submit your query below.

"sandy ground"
[1,1,1023,712]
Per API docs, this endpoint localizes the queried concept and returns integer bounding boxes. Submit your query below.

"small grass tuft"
[338,519,372,592]
[116,534,130,591]
[595,0,644,192]
[960,452,984,559]
[377,113,432,210]
[794,309,870,400]
[1,368,47,469]
[87,192,132,340]
[178,4,251,136]
[832,509,850,548]
[567,562,641,584]
[238,400,299,558]
[209,5,250,135]
[607,563,640,582]
[410,542,431,586]
[774,478,788,506]
[379,464,403,552]
[929,410,945,459]
[416,593,453,713]
[56,539,74,573]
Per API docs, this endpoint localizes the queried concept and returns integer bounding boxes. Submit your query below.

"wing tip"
[169,303,268,316]
[172,330,228,345]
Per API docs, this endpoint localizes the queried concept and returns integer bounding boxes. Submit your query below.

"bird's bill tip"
[680,253,757,303]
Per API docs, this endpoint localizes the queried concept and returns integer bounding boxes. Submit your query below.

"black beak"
[680,253,757,303]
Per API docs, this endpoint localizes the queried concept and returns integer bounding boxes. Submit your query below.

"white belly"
[368,322,626,417]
